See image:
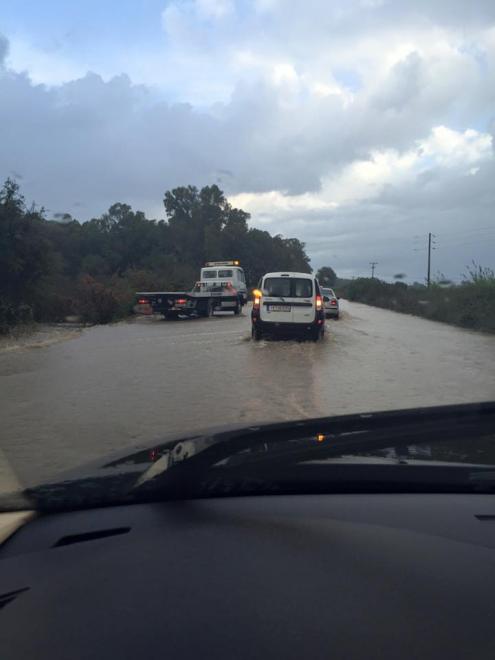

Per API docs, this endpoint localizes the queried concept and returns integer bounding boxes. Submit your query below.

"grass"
[336,265,495,334]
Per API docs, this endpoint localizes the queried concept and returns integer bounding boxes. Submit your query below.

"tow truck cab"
[199,261,248,305]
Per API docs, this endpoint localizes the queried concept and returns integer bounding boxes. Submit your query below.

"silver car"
[322,287,339,319]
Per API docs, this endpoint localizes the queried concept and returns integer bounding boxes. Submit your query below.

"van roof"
[201,265,243,270]
[262,272,314,279]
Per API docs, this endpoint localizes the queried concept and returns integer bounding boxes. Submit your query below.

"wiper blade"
[133,401,495,498]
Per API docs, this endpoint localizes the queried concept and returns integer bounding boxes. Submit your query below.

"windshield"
[0,1,494,510]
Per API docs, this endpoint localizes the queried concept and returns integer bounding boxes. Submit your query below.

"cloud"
[0,0,494,280]
[5,36,86,86]
[0,33,8,65]
[195,0,234,19]
[419,126,493,166]
[230,125,495,280]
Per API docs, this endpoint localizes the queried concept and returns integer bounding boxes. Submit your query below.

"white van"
[199,261,248,305]
[251,272,325,341]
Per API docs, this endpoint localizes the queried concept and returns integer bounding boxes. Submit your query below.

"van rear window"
[294,279,313,297]
[264,277,313,298]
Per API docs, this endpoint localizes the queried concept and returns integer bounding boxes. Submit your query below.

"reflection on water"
[1,301,494,487]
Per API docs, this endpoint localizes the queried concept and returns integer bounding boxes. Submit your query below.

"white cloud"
[195,0,234,19]
[5,37,86,86]
[419,126,493,167]
[1,0,495,280]
[230,126,493,215]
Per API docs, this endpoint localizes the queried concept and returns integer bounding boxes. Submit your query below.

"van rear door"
[260,276,293,323]
[260,276,314,324]
[290,277,314,324]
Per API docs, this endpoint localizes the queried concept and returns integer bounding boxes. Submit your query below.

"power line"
[435,225,495,238]
[369,261,378,278]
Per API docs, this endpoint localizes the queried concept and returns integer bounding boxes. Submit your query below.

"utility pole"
[414,233,437,286]
[370,261,378,279]
[426,233,437,286]
[427,232,432,287]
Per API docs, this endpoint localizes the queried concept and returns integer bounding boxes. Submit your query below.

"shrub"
[0,300,33,334]
[339,274,495,334]
[74,274,125,324]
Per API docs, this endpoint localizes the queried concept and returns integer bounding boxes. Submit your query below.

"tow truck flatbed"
[136,261,248,320]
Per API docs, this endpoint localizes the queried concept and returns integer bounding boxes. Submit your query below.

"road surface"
[1,301,494,489]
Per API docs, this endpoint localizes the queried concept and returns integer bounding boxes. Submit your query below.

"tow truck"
[136,261,248,320]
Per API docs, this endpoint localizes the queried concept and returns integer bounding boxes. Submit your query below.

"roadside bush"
[32,276,75,323]
[74,274,127,324]
[0,300,33,334]
[339,270,495,334]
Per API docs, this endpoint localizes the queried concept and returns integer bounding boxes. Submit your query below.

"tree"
[164,184,247,266]
[316,266,337,287]
[0,178,54,304]
[0,178,313,329]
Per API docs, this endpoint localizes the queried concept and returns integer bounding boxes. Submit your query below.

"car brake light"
[138,298,149,304]
[330,299,337,306]
[315,295,322,310]
[177,298,187,304]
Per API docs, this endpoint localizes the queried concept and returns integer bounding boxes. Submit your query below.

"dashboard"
[1,493,495,659]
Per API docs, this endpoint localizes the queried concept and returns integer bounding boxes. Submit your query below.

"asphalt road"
[1,300,494,489]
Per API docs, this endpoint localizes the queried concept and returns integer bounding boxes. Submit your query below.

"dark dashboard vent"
[0,587,30,611]
[53,526,131,548]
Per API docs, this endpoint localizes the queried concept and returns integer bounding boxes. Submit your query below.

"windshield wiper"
[132,402,495,499]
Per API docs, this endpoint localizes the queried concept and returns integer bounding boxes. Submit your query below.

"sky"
[1,0,494,282]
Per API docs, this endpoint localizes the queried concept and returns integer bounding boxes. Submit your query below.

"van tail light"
[252,289,262,309]
[138,298,149,305]
[315,295,323,310]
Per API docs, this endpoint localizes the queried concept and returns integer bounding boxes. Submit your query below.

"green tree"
[0,179,313,328]
[0,178,54,311]
[316,266,337,287]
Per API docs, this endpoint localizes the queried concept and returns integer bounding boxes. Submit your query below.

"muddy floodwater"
[1,301,495,488]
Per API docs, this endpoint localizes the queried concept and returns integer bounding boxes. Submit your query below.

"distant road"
[1,301,494,488]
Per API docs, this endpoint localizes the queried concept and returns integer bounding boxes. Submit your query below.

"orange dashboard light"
[316,433,325,443]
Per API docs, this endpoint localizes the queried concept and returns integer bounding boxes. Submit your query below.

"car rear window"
[263,277,313,298]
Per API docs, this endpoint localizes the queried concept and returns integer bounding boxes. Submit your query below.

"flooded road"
[1,301,495,488]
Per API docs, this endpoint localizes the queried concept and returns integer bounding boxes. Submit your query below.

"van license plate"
[268,305,291,312]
